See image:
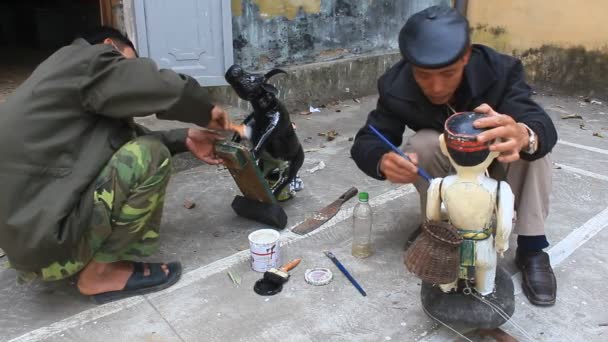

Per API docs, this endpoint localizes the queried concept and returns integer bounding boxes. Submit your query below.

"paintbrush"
[324,251,367,296]
[368,124,432,182]
[228,122,248,138]
[263,258,302,286]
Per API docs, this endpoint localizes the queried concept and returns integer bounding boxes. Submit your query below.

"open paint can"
[248,229,281,272]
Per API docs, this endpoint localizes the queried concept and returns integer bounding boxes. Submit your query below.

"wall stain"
[334,0,353,17]
[233,34,248,49]
[471,24,507,37]
[471,23,511,53]
[488,26,506,36]
[518,45,608,98]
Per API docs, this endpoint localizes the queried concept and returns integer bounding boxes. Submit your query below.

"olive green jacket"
[0,39,214,271]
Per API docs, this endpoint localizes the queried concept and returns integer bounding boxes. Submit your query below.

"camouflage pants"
[36,136,172,281]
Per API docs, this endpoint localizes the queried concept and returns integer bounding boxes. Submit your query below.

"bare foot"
[77,260,169,296]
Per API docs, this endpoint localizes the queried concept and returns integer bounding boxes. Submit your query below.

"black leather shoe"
[515,249,557,306]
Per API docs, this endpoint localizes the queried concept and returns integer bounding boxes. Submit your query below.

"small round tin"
[304,268,333,286]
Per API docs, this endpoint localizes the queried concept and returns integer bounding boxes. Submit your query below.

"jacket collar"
[387,45,497,102]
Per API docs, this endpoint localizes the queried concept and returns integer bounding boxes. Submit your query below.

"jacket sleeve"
[80,47,214,128]
[351,78,407,180]
[497,60,558,161]
[132,124,189,155]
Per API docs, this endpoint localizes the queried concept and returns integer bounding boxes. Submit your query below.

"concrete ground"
[1,93,608,342]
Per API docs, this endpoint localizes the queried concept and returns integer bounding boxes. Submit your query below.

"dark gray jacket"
[0,39,214,271]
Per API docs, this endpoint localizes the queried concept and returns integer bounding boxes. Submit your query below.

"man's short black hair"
[79,26,136,51]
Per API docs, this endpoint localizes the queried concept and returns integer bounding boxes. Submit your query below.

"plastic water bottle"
[352,192,373,258]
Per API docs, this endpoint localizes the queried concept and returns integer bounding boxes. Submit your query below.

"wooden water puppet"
[406,111,516,330]
[215,65,304,229]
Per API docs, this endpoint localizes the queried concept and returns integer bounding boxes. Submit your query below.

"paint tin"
[248,229,281,272]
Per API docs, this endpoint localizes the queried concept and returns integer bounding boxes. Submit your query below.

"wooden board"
[215,141,277,204]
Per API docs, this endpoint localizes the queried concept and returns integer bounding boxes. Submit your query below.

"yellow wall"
[467,0,608,53]
[231,0,321,20]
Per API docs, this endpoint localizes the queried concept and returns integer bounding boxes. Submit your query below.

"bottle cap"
[358,192,369,202]
[304,268,333,286]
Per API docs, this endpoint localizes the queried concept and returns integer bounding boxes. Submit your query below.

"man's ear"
[439,134,449,157]
[102,38,113,46]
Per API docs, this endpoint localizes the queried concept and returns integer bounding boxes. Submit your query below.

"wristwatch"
[519,123,538,154]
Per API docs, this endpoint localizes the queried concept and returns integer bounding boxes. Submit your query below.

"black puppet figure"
[225,65,304,201]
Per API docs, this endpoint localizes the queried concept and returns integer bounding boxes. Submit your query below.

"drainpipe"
[454,0,468,17]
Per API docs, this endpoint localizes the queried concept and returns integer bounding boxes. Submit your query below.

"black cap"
[399,6,470,69]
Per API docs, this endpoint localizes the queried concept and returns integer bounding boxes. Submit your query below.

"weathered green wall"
[230,0,449,70]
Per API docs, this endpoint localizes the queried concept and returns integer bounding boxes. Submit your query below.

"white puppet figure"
[426,112,515,296]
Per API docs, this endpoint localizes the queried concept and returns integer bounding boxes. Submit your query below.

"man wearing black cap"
[351,5,557,306]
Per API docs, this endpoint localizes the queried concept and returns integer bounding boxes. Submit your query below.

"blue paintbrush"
[367,124,432,182]
[324,251,367,297]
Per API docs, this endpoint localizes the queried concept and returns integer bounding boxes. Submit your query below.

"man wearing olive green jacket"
[0,27,233,304]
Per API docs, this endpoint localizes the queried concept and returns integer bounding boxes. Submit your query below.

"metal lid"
[304,268,333,286]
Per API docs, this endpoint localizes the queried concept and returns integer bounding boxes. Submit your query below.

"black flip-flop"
[91,261,182,305]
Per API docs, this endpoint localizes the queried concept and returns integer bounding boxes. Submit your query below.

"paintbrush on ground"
[263,258,302,286]
[254,258,302,296]
[324,251,367,297]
